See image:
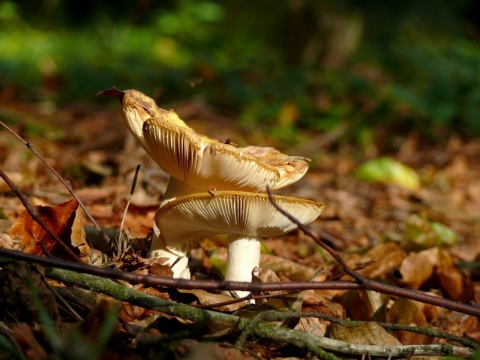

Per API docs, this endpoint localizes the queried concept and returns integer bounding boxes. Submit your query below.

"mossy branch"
[45,266,473,359]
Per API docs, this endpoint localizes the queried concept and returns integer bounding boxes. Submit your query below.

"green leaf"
[403,214,457,249]
[354,157,420,189]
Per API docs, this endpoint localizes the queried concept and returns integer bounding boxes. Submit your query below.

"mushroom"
[100,88,317,278]
[103,88,310,204]
[154,191,325,298]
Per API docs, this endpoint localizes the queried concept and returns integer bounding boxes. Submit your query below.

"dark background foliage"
[1,0,480,143]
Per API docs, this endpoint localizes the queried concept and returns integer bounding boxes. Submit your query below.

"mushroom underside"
[152,191,325,295]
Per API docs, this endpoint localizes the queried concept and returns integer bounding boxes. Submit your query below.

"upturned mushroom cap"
[105,88,310,194]
[153,191,326,251]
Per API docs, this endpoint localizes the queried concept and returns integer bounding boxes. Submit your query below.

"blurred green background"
[1,0,480,145]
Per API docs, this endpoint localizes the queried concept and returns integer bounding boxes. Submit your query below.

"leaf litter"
[0,98,479,358]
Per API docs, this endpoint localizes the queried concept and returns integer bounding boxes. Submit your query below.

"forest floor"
[0,96,479,359]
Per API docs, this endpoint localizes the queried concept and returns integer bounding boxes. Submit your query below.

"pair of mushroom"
[101,88,325,298]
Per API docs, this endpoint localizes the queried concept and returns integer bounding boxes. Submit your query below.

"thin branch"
[0,247,359,292]
[0,168,82,262]
[265,187,480,317]
[1,248,480,317]
[266,187,363,282]
[240,311,478,349]
[44,267,474,359]
[37,271,83,322]
[0,120,113,255]
[117,164,141,256]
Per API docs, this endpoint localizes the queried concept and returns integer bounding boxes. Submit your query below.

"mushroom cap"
[154,191,325,248]
[115,89,309,192]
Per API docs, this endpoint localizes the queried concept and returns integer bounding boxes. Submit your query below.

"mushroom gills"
[154,191,325,298]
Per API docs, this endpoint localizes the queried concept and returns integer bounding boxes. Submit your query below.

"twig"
[266,187,363,283]
[0,120,113,255]
[0,168,82,262]
[117,164,140,256]
[37,271,84,322]
[43,267,474,359]
[0,247,359,292]
[265,187,480,317]
[238,310,479,349]
[1,248,480,317]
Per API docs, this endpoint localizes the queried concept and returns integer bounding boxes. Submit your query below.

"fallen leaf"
[354,157,420,189]
[12,323,48,360]
[74,187,117,203]
[172,339,258,360]
[295,315,329,337]
[10,199,79,257]
[70,207,92,262]
[337,290,389,321]
[177,288,245,312]
[259,253,317,281]
[0,171,29,192]
[355,242,406,279]
[387,298,432,345]
[399,247,474,302]
[399,251,434,288]
[327,322,401,346]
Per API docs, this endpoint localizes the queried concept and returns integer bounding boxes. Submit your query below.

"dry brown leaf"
[295,316,329,337]
[9,198,79,257]
[74,187,117,203]
[70,207,92,262]
[337,289,389,321]
[400,247,474,302]
[173,339,258,360]
[120,302,149,323]
[0,171,27,192]
[387,298,432,345]
[399,251,434,288]
[177,288,245,312]
[260,253,317,281]
[327,322,401,346]
[355,242,406,279]
[148,261,174,278]
[12,323,48,360]
[437,263,474,303]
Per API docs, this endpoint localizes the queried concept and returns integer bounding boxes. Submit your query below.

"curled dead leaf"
[9,199,80,258]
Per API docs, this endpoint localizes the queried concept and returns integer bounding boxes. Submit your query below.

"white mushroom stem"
[225,235,261,299]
